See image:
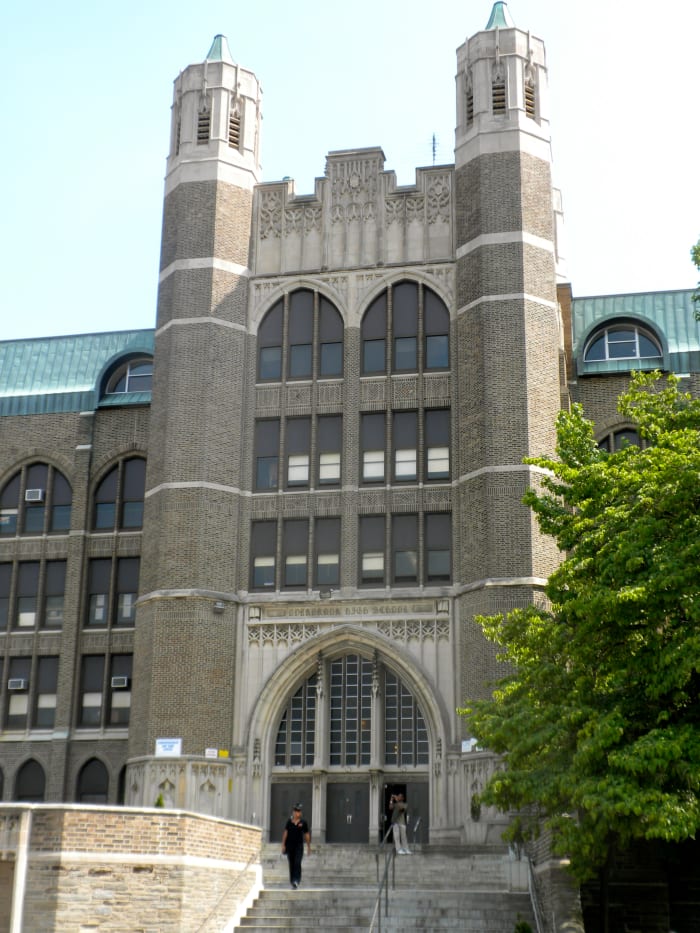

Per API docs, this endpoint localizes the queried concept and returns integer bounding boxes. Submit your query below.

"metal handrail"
[369,827,396,932]
[526,858,547,933]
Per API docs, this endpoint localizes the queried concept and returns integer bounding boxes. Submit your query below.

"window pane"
[121,501,143,528]
[288,454,309,485]
[23,506,45,534]
[94,502,116,529]
[363,450,384,481]
[362,553,384,582]
[259,346,282,380]
[89,594,107,626]
[317,554,339,585]
[363,339,386,374]
[395,550,418,582]
[253,556,275,588]
[425,334,449,369]
[285,555,307,587]
[44,595,64,629]
[395,449,417,479]
[427,446,450,478]
[427,549,451,581]
[256,456,278,489]
[51,504,72,532]
[319,452,341,484]
[394,336,417,371]
[289,344,312,378]
[584,335,606,361]
[0,509,17,536]
[320,342,343,376]
[638,334,660,357]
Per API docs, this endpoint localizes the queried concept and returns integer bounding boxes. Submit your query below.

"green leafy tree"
[693,237,700,310]
[462,371,700,884]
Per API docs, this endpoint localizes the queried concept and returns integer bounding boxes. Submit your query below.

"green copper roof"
[0,330,154,416]
[572,289,699,376]
[485,2,515,29]
[206,34,234,64]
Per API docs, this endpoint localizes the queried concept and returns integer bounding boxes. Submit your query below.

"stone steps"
[233,845,536,931]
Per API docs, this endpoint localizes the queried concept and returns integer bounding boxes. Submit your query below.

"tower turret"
[453,3,564,698]
[127,37,262,815]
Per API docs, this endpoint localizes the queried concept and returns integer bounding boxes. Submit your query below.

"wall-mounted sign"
[155,738,182,757]
[205,748,218,759]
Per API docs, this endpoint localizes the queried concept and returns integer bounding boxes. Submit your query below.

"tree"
[461,372,700,885]
[693,237,700,310]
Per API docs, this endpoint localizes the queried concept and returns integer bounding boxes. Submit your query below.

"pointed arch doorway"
[269,651,431,844]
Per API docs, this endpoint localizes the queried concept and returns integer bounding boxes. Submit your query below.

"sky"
[1,0,698,341]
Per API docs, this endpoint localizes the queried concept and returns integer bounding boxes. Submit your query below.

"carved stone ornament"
[259,190,283,240]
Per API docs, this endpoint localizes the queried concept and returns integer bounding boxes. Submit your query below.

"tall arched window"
[15,759,45,802]
[93,457,146,530]
[273,654,429,769]
[257,290,343,382]
[0,463,72,536]
[76,758,109,803]
[361,281,449,375]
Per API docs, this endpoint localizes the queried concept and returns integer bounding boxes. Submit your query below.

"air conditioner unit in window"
[111,676,130,689]
[25,488,45,503]
[8,678,28,691]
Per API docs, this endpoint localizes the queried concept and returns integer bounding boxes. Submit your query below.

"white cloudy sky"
[1,0,698,340]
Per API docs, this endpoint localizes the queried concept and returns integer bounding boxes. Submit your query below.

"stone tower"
[453,3,564,706]
[127,36,262,812]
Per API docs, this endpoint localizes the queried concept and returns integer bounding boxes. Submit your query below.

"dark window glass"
[87,559,111,626]
[384,670,429,766]
[116,558,140,626]
[121,458,146,528]
[94,467,118,529]
[315,518,340,587]
[362,294,387,374]
[393,411,418,482]
[35,657,58,728]
[258,301,283,381]
[23,464,48,534]
[329,655,373,766]
[393,515,418,583]
[6,657,31,729]
[361,413,386,483]
[425,409,451,480]
[0,473,20,536]
[425,334,449,369]
[251,521,276,590]
[15,562,39,629]
[109,655,132,725]
[254,420,280,490]
[425,513,452,582]
[286,418,311,488]
[288,290,314,380]
[0,563,10,631]
[317,415,342,486]
[15,759,46,802]
[77,758,109,803]
[283,519,308,588]
[44,560,66,628]
[319,298,344,377]
[79,656,105,727]
[392,282,418,371]
[359,516,385,585]
[424,289,450,370]
[51,472,72,531]
[275,674,317,767]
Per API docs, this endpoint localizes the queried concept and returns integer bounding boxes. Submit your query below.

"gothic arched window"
[76,758,109,803]
[93,457,146,531]
[257,290,343,382]
[361,281,449,376]
[0,463,72,537]
[15,759,45,802]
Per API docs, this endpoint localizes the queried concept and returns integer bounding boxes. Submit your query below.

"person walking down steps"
[282,803,311,888]
[389,792,411,855]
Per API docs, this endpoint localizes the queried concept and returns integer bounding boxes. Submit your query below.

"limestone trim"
[456,231,554,259]
[455,576,548,595]
[243,624,451,766]
[247,617,450,647]
[457,292,558,315]
[145,480,242,498]
[155,315,248,336]
[159,256,250,282]
[28,851,255,870]
[164,158,260,194]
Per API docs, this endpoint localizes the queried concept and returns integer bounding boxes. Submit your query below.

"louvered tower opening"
[197,110,210,144]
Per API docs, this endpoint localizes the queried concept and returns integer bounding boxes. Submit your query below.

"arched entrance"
[267,649,432,844]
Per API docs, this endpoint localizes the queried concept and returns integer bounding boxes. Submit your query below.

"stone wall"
[0,804,262,933]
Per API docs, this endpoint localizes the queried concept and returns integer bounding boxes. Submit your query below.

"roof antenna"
[432,133,437,165]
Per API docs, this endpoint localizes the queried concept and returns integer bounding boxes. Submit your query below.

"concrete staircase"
[233,844,536,931]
